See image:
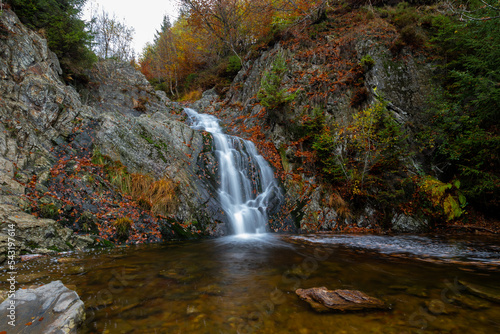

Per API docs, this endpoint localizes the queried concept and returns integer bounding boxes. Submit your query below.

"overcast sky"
[82,0,179,57]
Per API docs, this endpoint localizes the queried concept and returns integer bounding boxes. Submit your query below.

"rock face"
[0,8,230,265]
[0,8,95,205]
[87,60,227,230]
[0,9,99,261]
[0,281,85,333]
[296,287,386,312]
[391,213,428,233]
[0,204,97,261]
[213,17,436,231]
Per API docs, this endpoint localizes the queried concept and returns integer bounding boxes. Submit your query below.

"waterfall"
[185,108,281,235]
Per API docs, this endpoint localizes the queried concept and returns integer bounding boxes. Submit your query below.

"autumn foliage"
[140,0,328,99]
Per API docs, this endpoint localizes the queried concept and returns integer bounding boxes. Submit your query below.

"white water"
[185,108,281,235]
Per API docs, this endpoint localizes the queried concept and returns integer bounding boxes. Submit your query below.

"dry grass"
[113,216,133,240]
[180,89,202,102]
[92,149,178,216]
[328,192,352,221]
[129,174,178,216]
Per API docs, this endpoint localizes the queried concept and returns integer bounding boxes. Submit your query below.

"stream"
[3,233,499,333]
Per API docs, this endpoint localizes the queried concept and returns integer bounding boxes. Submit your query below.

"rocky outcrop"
[0,281,85,333]
[296,287,386,312]
[391,213,428,233]
[87,60,227,231]
[458,281,500,304]
[213,16,436,231]
[0,8,230,264]
[0,204,97,262]
[0,9,102,262]
[0,9,96,205]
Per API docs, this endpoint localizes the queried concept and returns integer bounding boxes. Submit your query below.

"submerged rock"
[459,280,500,304]
[296,287,386,312]
[0,281,85,333]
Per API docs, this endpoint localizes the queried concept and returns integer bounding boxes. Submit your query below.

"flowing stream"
[185,108,280,235]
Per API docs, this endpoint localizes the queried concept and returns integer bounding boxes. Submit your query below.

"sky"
[82,0,179,57]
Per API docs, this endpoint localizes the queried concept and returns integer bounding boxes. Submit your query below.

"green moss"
[40,203,59,219]
[279,145,290,172]
[47,245,62,252]
[359,55,375,71]
[96,238,115,248]
[139,133,169,163]
[25,241,39,249]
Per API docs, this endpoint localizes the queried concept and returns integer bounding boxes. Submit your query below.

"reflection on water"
[290,234,500,264]
[2,234,500,333]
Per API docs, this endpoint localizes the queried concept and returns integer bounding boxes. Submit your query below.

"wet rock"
[405,286,429,298]
[0,204,97,264]
[453,294,491,310]
[295,287,385,312]
[424,300,453,315]
[391,213,428,233]
[0,281,85,333]
[459,280,500,304]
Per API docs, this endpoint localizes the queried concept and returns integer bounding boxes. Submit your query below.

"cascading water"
[185,108,281,235]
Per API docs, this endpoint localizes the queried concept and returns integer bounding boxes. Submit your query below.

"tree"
[91,9,135,61]
[444,0,500,21]
[424,0,500,216]
[179,0,275,63]
[154,15,172,43]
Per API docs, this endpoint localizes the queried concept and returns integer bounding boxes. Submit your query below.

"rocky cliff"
[0,9,228,264]
[208,9,437,232]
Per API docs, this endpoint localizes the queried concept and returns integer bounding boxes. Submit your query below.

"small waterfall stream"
[185,108,280,235]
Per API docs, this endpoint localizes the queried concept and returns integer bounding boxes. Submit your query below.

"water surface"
[3,234,500,333]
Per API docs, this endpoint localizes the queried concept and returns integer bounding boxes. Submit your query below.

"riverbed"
[3,233,500,333]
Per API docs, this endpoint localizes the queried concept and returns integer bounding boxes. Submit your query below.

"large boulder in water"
[296,287,386,312]
[0,281,85,333]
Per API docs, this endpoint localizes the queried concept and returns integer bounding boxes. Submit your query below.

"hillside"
[174,1,499,233]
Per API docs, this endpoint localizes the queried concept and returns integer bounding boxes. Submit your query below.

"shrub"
[180,89,202,102]
[417,177,466,222]
[226,55,242,75]
[257,52,299,110]
[359,55,375,71]
[350,87,369,108]
[40,203,59,219]
[400,25,425,47]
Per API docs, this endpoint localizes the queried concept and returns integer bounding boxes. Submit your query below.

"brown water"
[3,234,500,333]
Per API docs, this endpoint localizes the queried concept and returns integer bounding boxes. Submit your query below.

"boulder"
[0,281,85,333]
[296,287,385,312]
[391,213,428,233]
[459,280,500,304]
[0,204,97,264]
